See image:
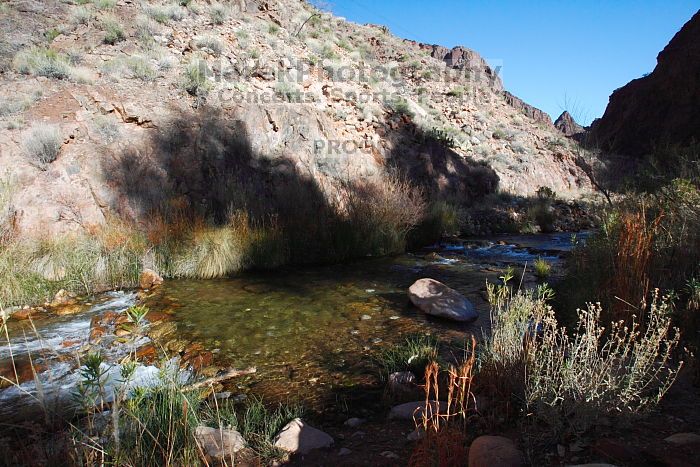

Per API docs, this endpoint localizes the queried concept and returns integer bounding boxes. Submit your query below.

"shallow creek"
[0,232,585,418]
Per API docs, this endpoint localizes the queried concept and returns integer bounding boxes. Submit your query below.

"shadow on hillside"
[104,109,319,225]
[102,107,432,265]
[381,116,500,202]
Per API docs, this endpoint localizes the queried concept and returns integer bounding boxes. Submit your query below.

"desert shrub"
[13,47,72,79]
[145,4,184,24]
[481,278,681,440]
[492,128,507,140]
[446,86,464,98]
[23,123,62,165]
[635,142,700,192]
[93,0,116,10]
[71,6,92,25]
[274,81,301,102]
[376,334,439,381]
[0,177,17,246]
[194,35,223,56]
[93,115,120,142]
[125,56,155,80]
[208,3,229,24]
[102,17,125,44]
[135,15,158,45]
[268,23,280,35]
[387,96,414,117]
[182,59,212,98]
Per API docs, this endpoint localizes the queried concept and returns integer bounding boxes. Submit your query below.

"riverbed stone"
[388,400,445,421]
[664,432,700,445]
[195,426,246,460]
[139,269,163,290]
[273,418,334,454]
[408,278,478,322]
[344,417,365,427]
[468,435,524,467]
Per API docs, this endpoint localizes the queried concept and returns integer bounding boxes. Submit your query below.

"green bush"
[533,257,551,279]
[408,200,461,247]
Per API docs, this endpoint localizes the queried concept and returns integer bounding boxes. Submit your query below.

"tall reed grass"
[0,173,436,308]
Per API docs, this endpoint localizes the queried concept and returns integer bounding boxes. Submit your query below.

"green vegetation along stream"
[1,233,584,418]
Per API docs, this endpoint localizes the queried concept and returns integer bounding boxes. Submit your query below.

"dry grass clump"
[408,338,476,466]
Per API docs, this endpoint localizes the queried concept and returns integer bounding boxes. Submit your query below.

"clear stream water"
[0,232,585,417]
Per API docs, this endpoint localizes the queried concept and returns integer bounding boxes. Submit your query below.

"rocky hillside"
[590,9,700,156]
[0,0,593,237]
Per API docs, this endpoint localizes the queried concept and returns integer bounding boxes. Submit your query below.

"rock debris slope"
[0,0,594,236]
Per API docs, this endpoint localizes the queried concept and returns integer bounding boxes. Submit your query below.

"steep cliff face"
[590,10,700,156]
[0,0,593,236]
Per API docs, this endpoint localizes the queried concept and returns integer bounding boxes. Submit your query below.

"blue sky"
[328,1,698,125]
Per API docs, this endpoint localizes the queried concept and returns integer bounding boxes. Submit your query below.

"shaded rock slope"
[590,9,700,156]
[555,111,584,137]
[0,0,594,236]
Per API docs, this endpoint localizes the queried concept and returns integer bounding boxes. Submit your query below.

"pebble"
[344,417,365,427]
[360,314,371,320]
[338,447,352,456]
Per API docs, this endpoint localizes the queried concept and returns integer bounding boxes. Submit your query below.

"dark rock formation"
[590,10,700,156]
[503,91,555,128]
[555,111,584,137]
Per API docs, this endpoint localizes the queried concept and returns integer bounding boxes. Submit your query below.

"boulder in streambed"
[195,426,246,461]
[273,418,334,454]
[408,278,478,322]
[468,435,525,467]
[139,268,163,290]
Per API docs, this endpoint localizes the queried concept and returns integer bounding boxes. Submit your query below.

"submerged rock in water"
[273,418,334,454]
[407,278,478,322]
[195,425,246,460]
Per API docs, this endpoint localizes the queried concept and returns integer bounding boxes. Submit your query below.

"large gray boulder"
[273,418,334,454]
[408,278,478,322]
